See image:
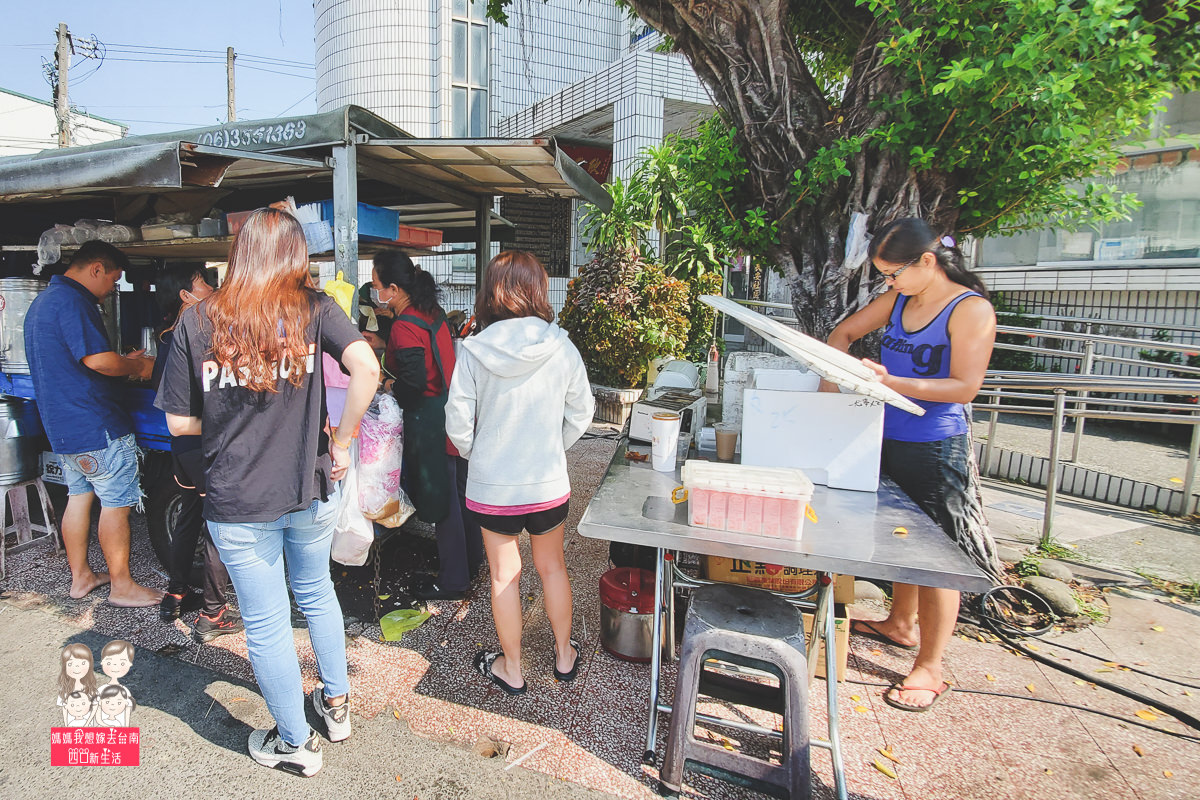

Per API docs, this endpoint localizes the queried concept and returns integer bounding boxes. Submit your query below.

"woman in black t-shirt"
[156,209,379,777]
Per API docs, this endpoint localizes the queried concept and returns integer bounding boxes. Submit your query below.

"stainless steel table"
[577,438,993,800]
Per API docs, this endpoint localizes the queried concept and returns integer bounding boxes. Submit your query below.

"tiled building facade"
[313,0,713,308]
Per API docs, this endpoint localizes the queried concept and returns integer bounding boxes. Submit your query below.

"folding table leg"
[823,590,848,800]
[644,546,667,765]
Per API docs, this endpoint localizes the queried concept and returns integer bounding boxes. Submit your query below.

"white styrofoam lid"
[701,296,924,415]
[682,459,814,499]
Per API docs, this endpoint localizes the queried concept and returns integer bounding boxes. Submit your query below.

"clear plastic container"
[682,460,814,538]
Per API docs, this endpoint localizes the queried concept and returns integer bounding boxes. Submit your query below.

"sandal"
[552,639,581,682]
[473,650,526,695]
[851,619,918,651]
[883,681,952,713]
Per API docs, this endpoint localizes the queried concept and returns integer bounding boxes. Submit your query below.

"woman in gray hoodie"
[445,251,595,694]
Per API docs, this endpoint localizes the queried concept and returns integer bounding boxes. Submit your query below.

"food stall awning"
[362,138,613,211]
[701,296,925,415]
[0,141,329,202]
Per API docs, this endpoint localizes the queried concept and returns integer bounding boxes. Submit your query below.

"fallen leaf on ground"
[395,776,402,781]
[1164,770,1173,778]
[1132,745,1144,757]
[871,649,883,656]
[1184,690,1193,697]
[378,594,391,600]
[850,695,861,703]
[986,674,997,681]
[1135,541,1143,546]
[1026,684,1036,693]
[1135,710,1158,721]
[1073,680,1086,686]
[1096,668,1114,673]
[873,759,898,779]
[392,709,401,720]
[1027,644,1040,651]
[1150,625,1164,632]
[1134,661,1148,666]
[892,527,908,536]
[878,748,901,764]
[1103,661,1120,667]
[855,705,870,713]
[1044,768,1053,775]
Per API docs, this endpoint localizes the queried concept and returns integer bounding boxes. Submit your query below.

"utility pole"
[55,23,72,147]
[226,47,236,122]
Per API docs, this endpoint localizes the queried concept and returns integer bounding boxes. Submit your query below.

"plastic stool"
[0,478,62,579]
[659,583,811,799]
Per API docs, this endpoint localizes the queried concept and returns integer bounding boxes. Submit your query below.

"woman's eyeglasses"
[874,254,923,282]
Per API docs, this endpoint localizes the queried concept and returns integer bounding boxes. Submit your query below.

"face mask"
[182,290,201,305]
[370,287,384,306]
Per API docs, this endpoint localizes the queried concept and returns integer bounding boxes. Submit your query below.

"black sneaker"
[160,590,204,622]
[410,575,467,602]
[248,726,322,777]
[194,606,244,643]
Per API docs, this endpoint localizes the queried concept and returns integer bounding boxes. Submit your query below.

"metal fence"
[725,298,1200,532]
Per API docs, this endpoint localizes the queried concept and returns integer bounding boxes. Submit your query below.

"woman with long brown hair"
[445,251,594,694]
[156,208,379,776]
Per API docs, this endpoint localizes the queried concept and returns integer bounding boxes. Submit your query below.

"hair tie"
[940,235,957,248]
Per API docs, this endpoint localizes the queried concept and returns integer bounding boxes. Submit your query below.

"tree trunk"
[629,0,964,339]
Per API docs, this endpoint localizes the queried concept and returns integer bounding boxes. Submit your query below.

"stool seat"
[660,583,811,799]
[0,478,62,579]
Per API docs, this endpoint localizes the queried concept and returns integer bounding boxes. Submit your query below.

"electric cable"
[845,678,1200,743]
[970,585,1200,734]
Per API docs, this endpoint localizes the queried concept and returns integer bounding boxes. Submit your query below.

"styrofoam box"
[751,368,821,392]
[682,460,814,539]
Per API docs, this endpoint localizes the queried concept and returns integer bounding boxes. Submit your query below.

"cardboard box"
[702,556,854,603]
[803,607,850,681]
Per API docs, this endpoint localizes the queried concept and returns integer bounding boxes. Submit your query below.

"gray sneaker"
[311,682,352,742]
[248,726,322,777]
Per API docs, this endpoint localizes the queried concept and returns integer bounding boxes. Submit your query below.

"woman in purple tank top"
[823,218,1004,713]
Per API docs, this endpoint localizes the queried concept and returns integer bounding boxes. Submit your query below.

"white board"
[701,295,924,416]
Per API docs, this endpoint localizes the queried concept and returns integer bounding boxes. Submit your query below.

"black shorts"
[471,498,569,536]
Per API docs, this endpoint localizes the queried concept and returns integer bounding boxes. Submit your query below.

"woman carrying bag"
[156,208,379,775]
[371,251,482,602]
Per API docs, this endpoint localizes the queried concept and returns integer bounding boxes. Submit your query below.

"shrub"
[559,247,691,388]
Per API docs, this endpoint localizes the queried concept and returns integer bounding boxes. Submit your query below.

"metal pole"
[983,387,999,476]
[1182,410,1199,516]
[330,142,358,281]
[1041,388,1067,547]
[475,195,492,292]
[226,47,237,122]
[55,23,71,148]
[644,547,666,764]
[1071,338,1095,462]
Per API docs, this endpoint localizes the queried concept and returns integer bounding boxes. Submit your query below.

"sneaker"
[247,726,322,777]
[311,682,352,742]
[193,606,244,643]
[160,590,203,621]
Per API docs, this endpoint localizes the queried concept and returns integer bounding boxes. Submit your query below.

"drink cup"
[651,411,682,472]
[715,423,739,462]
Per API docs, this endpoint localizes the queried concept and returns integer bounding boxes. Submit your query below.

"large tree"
[487,0,1200,336]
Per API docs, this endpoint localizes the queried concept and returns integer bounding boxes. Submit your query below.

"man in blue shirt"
[25,241,161,607]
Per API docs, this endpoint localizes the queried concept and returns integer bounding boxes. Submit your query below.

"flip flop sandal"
[851,620,919,651]
[473,650,526,695]
[883,681,952,713]
[552,639,581,682]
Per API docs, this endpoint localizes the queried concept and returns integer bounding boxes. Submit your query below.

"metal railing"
[726,298,1200,539]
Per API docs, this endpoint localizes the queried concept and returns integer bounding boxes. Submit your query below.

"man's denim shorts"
[58,433,143,509]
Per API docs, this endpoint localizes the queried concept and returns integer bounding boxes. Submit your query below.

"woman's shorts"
[472,499,570,536]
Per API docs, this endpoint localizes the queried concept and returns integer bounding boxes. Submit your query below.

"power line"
[275,89,316,117]
[238,64,315,80]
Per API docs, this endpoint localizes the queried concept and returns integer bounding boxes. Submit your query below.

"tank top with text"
[880,291,981,442]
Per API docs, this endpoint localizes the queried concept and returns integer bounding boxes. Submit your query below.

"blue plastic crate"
[318,200,400,242]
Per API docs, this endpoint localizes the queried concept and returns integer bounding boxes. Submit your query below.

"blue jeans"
[209,494,348,746]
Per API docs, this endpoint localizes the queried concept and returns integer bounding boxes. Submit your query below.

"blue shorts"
[58,433,143,509]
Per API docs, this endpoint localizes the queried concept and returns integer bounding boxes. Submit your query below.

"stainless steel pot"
[0,399,47,485]
[0,278,47,374]
[599,603,662,663]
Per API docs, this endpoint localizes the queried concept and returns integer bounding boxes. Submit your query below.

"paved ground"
[1,425,1197,799]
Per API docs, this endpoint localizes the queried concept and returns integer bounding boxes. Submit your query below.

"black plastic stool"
[659,582,811,799]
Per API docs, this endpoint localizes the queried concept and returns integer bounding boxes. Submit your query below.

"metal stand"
[642,547,848,800]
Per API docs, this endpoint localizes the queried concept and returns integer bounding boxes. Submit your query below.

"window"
[451,0,489,137]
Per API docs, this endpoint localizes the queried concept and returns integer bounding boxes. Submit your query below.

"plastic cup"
[715,423,739,462]
[676,432,692,464]
[651,411,682,472]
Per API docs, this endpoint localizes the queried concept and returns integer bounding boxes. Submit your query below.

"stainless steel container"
[0,399,47,485]
[599,567,662,662]
[0,278,47,374]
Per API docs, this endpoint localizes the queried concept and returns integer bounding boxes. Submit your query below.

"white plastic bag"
[357,393,415,528]
[331,440,375,566]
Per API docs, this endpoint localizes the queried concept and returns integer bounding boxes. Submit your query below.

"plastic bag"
[331,440,374,566]
[323,270,356,320]
[357,393,414,528]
